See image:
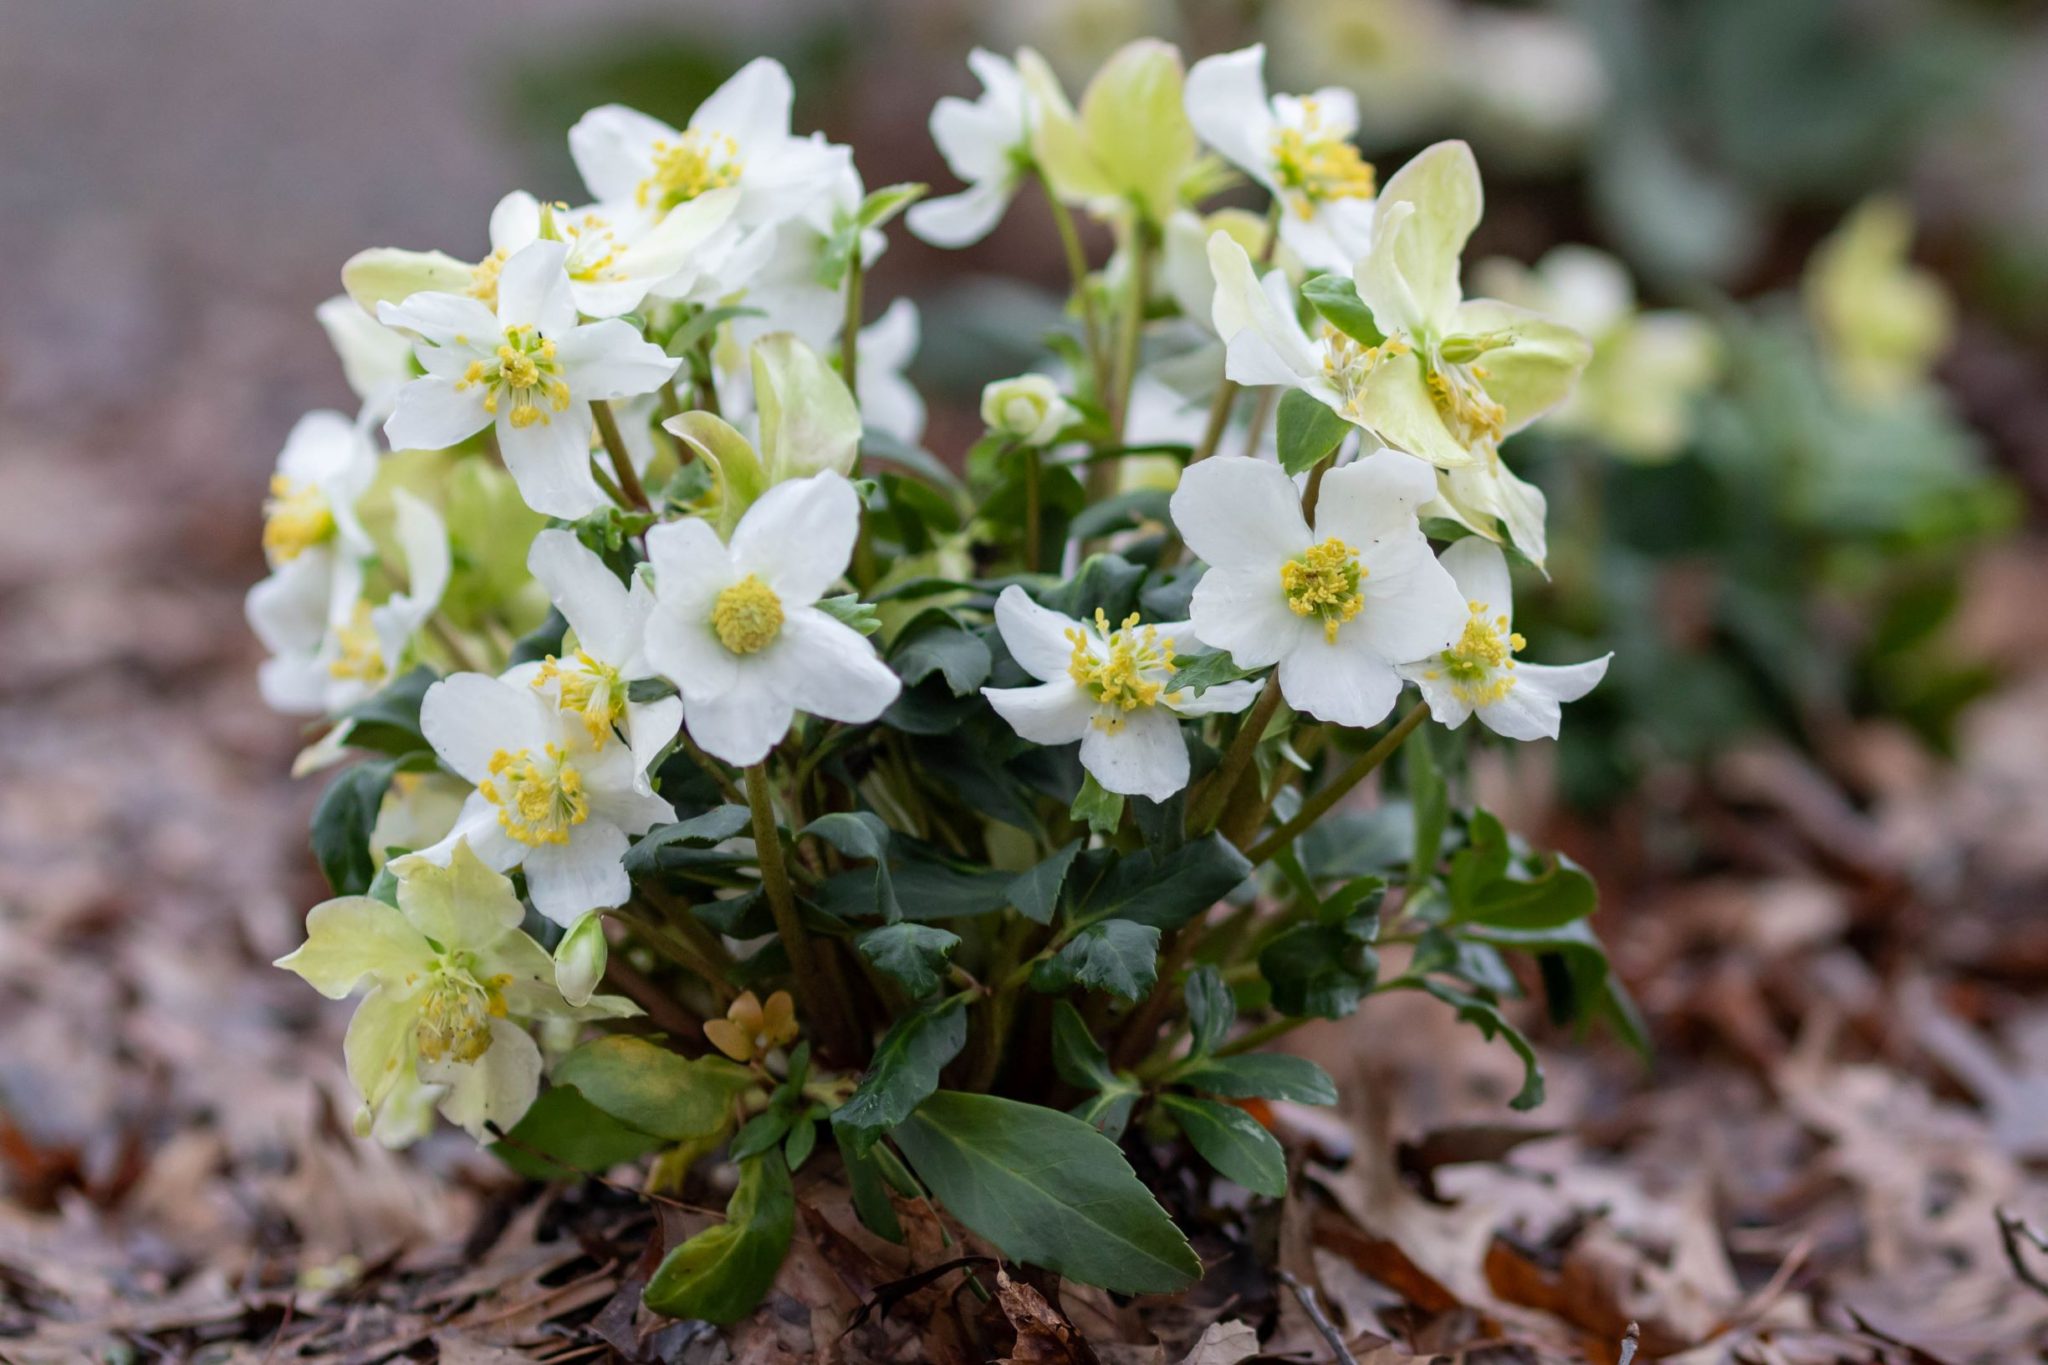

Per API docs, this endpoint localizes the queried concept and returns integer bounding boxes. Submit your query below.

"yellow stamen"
[1065,610,1178,732]
[1425,355,1508,448]
[328,601,388,685]
[1320,327,1410,420]
[1426,599,1526,707]
[534,649,626,746]
[637,130,743,212]
[1281,538,1366,643]
[468,247,510,307]
[712,574,784,655]
[480,743,590,846]
[414,972,497,1065]
[262,474,335,562]
[455,324,570,429]
[1270,100,1376,214]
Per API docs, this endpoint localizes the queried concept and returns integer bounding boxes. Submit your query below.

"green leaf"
[859,181,928,229]
[730,1108,793,1161]
[490,1085,668,1181]
[1070,773,1125,838]
[833,999,968,1156]
[1259,916,1379,1019]
[814,593,883,637]
[627,676,678,703]
[803,811,899,921]
[1415,981,1546,1111]
[551,1036,752,1144]
[334,666,436,755]
[1008,839,1083,925]
[1301,273,1387,347]
[784,1114,818,1171]
[1050,1001,1115,1091]
[836,1127,905,1243]
[1276,388,1352,476]
[1184,965,1236,1058]
[665,303,764,358]
[1069,488,1173,543]
[1446,811,1596,931]
[891,1092,1201,1293]
[1461,919,1648,1056]
[861,426,962,489]
[1407,727,1448,891]
[1166,649,1260,697]
[889,612,993,696]
[624,804,754,877]
[644,1152,795,1323]
[1033,919,1160,1001]
[858,922,962,998]
[311,753,430,895]
[1159,1094,1287,1197]
[1175,1053,1337,1105]
[1071,834,1250,931]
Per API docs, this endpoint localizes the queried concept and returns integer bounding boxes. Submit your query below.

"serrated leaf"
[890,1092,1201,1294]
[815,593,882,636]
[1070,772,1125,837]
[1166,649,1260,698]
[889,613,992,696]
[1175,1053,1337,1105]
[644,1152,794,1323]
[832,1000,967,1156]
[1071,833,1250,931]
[552,1036,752,1143]
[1301,273,1387,347]
[858,922,961,998]
[1276,388,1353,476]
[803,811,899,921]
[1033,919,1160,1001]
[1184,965,1236,1058]
[1160,1094,1287,1197]
[624,805,753,877]
[1259,916,1379,1019]
[1008,839,1083,925]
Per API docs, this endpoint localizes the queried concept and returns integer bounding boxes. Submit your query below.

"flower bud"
[981,375,1078,447]
[753,333,862,484]
[553,912,609,1008]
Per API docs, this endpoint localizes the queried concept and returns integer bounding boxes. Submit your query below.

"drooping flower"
[982,374,1079,446]
[416,670,676,924]
[517,528,682,793]
[1019,40,1199,229]
[1170,452,1465,729]
[1804,196,1954,403]
[908,49,1034,248]
[641,473,900,767]
[704,989,799,1063]
[982,587,1260,801]
[379,240,679,519]
[274,840,637,1145]
[568,59,849,275]
[1183,44,1377,274]
[1397,537,1608,739]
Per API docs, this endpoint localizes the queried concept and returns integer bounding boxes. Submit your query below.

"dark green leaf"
[1301,273,1387,347]
[891,1092,1201,1294]
[644,1152,795,1323]
[335,666,436,755]
[858,922,961,998]
[1008,839,1083,925]
[1276,388,1352,476]
[311,753,429,895]
[1050,1001,1115,1091]
[1070,773,1125,838]
[1407,727,1448,889]
[1159,1094,1287,1197]
[627,676,678,703]
[833,999,968,1156]
[836,1127,905,1243]
[1415,981,1546,1111]
[1175,1053,1337,1105]
[1446,811,1597,931]
[1166,650,1260,697]
[507,610,568,669]
[1069,488,1173,542]
[490,1085,667,1181]
[552,1036,752,1143]
[1185,965,1235,1058]
[803,811,899,921]
[1033,919,1161,1001]
[861,426,961,488]
[1072,834,1250,931]
[890,613,993,696]
[1259,917,1379,1019]
[784,1114,818,1171]
[730,1109,793,1161]
[624,804,754,877]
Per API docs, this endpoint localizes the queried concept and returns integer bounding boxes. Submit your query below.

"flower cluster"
[259,42,1636,1317]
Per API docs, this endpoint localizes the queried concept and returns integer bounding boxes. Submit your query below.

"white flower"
[641,473,900,767]
[483,188,739,319]
[378,240,679,519]
[907,49,1033,249]
[274,839,635,1145]
[416,670,676,925]
[858,298,927,447]
[1184,44,1377,274]
[982,374,1078,446]
[260,411,376,568]
[568,59,850,276]
[519,528,682,794]
[1171,452,1465,728]
[1397,537,1608,739]
[982,587,1260,801]
[316,297,414,421]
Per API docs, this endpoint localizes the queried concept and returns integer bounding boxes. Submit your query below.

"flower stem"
[1245,700,1430,866]
[1041,176,1108,402]
[744,762,856,1060]
[1023,445,1043,571]
[1189,373,1238,466]
[593,400,650,512]
[1189,677,1282,836]
[1107,225,1152,448]
[840,253,865,396]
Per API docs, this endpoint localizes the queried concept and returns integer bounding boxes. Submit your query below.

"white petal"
[643,519,742,699]
[495,241,574,335]
[417,795,526,873]
[993,585,1082,683]
[774,609,901,723]
[1437,535,1514,625]
[421,673,550,784]
[1079,708,1190,802]
[1184,46,1279,185]
[428,1018,543,1140]
[528,529,636,663]
[1350,537,1467,663]
[906,178,1014,249]
[384,377,490,453]
[555,319,679,399]
[1208,233,1321,386]
[693,57,794,151]
[929,92,1015,184]
[523,822,632,922]
[275,896,432,1000]
[497,405,607,521]
[568,105,676,203]
[1493,656,1611,740]
[1187,564,1313,668]
[683,684,795,767]
[489,191,542,253]
[1308,450,1439,548]
[1171,455,1311,571]
[376,292,499,347]
[1277,644,1405,729]
[1165,677,1263,717]
[1356,140,1482,338]
[624,694,685,795]
[1397,661,1476,731]
[728,471,859,605]
[983,679,1096,745]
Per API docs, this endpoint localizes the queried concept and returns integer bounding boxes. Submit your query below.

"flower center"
[1319,325,1410,420]
[413,967,506,1066]
[1424,347,1508,449]
[263,474,335,562]
[480,743,590,846]
[1066,610,1177,731]
[328,601,388,684]
[1270,101,1376,215]
[1429,599,1525,706]
[638,129,743,213]
[468,247,509,308]
[1281,538,1366,643]
[712,574,784,655]
[561,209,626,283]
[456,323,572,430]
[534,649,625,745]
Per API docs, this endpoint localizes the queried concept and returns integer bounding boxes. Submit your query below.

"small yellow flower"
[705,989,799,1063]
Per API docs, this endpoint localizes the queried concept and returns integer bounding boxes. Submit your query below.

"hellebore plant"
[260,43,1640,1323]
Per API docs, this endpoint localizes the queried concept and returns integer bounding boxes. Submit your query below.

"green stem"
[1042,176,1109,401]
[1238,387,1276,462]
[840,253,865,397]
[1245,701,1430,866]
[1189,373,1238,466]
[745,762,855,1059]
[1023,446,1043,571]
[1107,225,1152,446]
[1189,678,1282,836]
[592,400,650,512]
